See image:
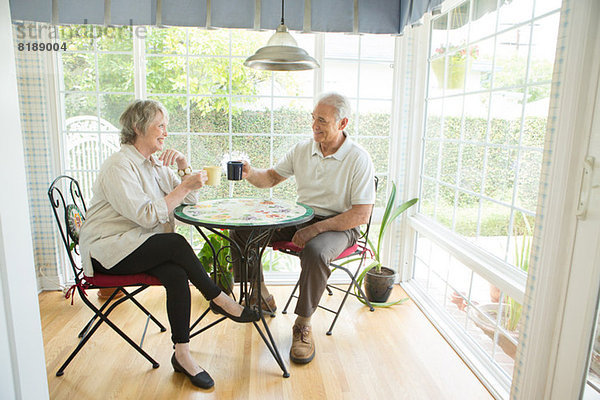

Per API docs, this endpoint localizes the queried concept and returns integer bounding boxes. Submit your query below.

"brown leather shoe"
[290,324,315,364]
[244,293,277,313]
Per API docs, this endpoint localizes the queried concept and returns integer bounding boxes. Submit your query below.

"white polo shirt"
[274,134,375,216]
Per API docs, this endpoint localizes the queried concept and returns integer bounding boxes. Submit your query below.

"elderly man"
[231,92,375,364]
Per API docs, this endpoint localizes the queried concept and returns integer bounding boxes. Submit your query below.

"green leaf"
[378,182,397,255]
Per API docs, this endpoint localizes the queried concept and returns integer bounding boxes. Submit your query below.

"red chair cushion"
[271,241,360,260]
[84,272,162,287]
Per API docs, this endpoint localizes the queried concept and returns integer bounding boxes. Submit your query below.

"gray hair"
[316,92,352,122]
[119,99,169,145]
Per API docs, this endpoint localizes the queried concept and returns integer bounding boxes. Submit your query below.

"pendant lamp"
[244,0,319,71]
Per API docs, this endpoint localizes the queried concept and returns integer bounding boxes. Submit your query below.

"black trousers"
[92,233,221,344]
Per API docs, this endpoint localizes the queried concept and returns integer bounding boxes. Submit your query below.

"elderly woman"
[79,99,257,389]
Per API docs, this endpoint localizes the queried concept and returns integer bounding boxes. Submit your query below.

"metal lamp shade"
[244,24,320,71]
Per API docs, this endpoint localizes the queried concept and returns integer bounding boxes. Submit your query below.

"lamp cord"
[281,0,285,25]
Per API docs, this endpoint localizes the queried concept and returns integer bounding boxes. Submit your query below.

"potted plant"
[343,182,418,306]
[431,43,478,89]
[197,230,234,294]
[467,213,532,358]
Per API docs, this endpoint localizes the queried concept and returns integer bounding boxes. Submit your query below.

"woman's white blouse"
[79,144,197,277]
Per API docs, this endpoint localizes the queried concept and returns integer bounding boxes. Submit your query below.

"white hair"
[316,92,351,122]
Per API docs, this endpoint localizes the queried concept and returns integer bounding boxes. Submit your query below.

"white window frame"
[52,27,397,285]
[393,1,563,396]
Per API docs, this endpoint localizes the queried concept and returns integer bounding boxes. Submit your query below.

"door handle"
[576,156,595,219]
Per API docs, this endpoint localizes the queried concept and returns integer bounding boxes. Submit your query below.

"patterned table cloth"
[176,198,314,228]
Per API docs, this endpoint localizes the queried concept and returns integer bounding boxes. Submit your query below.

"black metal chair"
[272,176,378,335]
[48,175,166,376]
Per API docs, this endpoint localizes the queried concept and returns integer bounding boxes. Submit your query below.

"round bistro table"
[174,197,314,377]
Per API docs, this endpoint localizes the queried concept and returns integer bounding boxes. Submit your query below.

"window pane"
[430,14,448,58]
[150,95,188,133]
[420,179,437,219]
[529,14,559,84]
[63,93,97,126]
[189,135,229,169]
[231,30,272,56]
[440,142,459,185]
[147,56,187,94]
[232,97,271,134]
[232,136,270,169]
[476,200,510,260]
[470,0,498,42]
[463,93,489,141]
[189,97,228,133]
[231,59,271,96]
[360,34,394,61]
[324,33,359,59]
[493,26,532,90]
[356,137,388,173]
[447,2,470,46]
[99,94,134,128]
[498,0,534,29]
[97,54,133,92]
[322,60,358,97]
[436,185,455,230]
[459,144,484,192]
[61,53,96,91]
[423,140,440,179]
[484,147,516,203]
[96,27,133,51]
[469,37,495,92]
[359,62,393,99]
[516,150,542,212]
[425,100,443,138]
[146,27,186,54]
[189,57,230,95]
[535,0,561,16]
[59,26,93,51]
[358,100,391,136]
[455,190,481,237]
[273,98,313,135]
[163,133,188,157]
[189,29,230,56]
[442,97,463,137]
[273,70,314,97]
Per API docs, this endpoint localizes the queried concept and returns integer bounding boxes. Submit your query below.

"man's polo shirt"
[274,134,375,216]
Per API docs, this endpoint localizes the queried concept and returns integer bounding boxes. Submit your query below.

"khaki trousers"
[230,216,359,317]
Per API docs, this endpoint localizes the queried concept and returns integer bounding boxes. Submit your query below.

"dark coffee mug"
[227,161,243,181]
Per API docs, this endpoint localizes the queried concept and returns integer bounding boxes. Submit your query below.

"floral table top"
[175,198,314,228]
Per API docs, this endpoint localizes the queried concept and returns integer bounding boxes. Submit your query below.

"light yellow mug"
[203,166,222,186]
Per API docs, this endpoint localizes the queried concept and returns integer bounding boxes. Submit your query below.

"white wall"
[0,0,49,398]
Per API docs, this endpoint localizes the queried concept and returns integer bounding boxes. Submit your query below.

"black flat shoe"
[171,353,214,389]
[209,300,260,323]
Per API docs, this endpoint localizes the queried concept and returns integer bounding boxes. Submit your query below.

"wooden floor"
[39,285,492,400]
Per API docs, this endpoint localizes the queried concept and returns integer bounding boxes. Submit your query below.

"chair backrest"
[48,175,88,282]
[358,176,379,243]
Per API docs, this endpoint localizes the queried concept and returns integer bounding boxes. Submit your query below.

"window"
[57,27,395,275]
[59,26,135,200]
[409,0,561,394]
